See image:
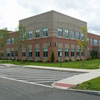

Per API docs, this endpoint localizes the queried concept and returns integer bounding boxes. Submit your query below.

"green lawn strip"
[0,59,100,69]
[72,77,100,91]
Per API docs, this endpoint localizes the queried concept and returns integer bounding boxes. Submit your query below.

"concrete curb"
[52,82,100,96]
[0,64,94,73]
[68,89,100,96]
[23,65,93,73]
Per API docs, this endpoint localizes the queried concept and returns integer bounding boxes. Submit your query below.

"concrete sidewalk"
[18,65,100,89]
[52,69,100,89]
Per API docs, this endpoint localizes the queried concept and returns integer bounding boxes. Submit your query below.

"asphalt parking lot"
[0,64,82,87]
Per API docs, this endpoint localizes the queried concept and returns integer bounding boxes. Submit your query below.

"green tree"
[77,26,88,66]
[0,28,10,60]
[50,51,55,62]
[15,24,27,62]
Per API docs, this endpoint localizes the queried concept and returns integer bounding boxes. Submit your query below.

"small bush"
[56,60,59,62]
[69,59,72,62]
[77,59,80,61]
[50,51,55,62]
[46,60,49,63]
[80,59,82,61]
[36,60,42,62]
[65,59,69,62]
[86,58,90,61]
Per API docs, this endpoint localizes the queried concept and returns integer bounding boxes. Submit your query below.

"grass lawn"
[0,59,100,69]
[72,77,100,91]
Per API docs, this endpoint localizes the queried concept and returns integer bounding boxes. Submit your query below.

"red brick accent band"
[54,83,75,88]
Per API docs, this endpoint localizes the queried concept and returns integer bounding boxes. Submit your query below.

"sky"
[0,0,100,35]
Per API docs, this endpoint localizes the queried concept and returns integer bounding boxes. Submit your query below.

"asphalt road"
[0,64,100,100]
[0,77,100,100]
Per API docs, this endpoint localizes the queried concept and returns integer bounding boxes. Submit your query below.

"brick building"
[0,10,100,62]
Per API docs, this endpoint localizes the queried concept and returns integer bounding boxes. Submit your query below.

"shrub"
[36,60,42,62]
[65,59,69,62]
[80,59,82,61]
[77,59,80,61]
[56,60,59,62]
[46,60,49,63]
[69,59,72,62]
[50,51,55,62]
[86,58,90,61]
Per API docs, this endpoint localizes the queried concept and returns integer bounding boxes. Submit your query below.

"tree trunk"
[82,48,85,67]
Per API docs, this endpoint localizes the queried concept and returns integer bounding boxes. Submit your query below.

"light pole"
[59,51,62,67]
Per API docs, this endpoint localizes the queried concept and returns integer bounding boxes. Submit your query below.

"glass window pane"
[35,29,40,38]
[28,31,32,39]
[76,32,80,39]
[43,28,48,36]
[58,48,62,57]
[81,33,84,40]
[93,39,98,45]
[71,31,75,39]
[71,49,75,57]
[43,48,48,57]
[58,28,63,37]
[65,48,69,57]
[64,30,69,38]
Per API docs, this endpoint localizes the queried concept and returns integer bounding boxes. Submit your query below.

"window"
[28,52,32,57]
[11,38,14,44]
[7,39,10,45]
[87,38,90,44]
[6,52,10,57]
[35,48,40,57]
[43,48,48,57]
[12,51,15,57]
[0,53,4,57]
[22,50,26,57]
[58,48,62,57]
[71,49,75,57]
[71,31,75,39]
[81,33,84,40]
[65,48,69,57]
[22,32,26,40]
[90,39,92,44]
[15,37,18,43]
[15,51,18,57]
[58,28,63,37]
[76,32,80,39]
[76,49,80,56]
[35,29,40,38]
[28,49,32,57]
[99,40,100,46]
[64,30,69,38]
[28,31,32,39]
[93,39,98,45]
[22,52,26,57]
[43,28,48,36]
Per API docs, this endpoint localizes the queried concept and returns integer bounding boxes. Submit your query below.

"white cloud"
[0,0,32,31]
[0,0,100,35]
